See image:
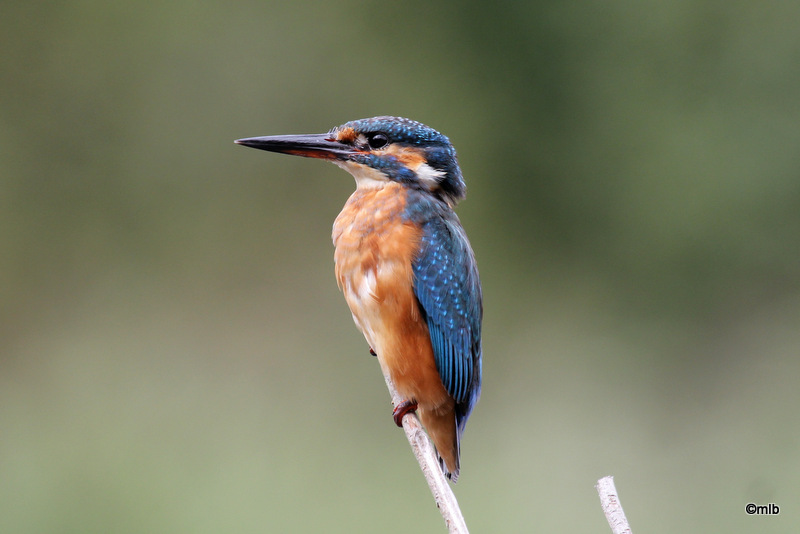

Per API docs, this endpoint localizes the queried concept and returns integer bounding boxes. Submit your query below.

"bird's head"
[236,116,466,206]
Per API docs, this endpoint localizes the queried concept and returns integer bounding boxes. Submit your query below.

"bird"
[235,116,482,481]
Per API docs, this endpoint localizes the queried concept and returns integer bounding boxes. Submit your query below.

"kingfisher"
[236,116,482,481]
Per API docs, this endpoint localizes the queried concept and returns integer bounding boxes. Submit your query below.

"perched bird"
[236,116,482,481]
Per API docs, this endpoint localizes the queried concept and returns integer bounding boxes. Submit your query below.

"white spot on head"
[415,162,445,188]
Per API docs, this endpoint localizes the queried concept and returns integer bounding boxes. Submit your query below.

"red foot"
[392,400,418,427]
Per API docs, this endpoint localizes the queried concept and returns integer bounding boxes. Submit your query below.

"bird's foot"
[369,347,377,357]
[392,399,418,427]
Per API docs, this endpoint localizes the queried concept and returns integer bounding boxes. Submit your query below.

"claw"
[369,347,377,357]
[392,399,418,427]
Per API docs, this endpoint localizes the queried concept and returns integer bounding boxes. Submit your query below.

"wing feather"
[412,213,482,430]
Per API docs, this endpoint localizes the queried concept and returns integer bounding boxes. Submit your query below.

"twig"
[381,372,469,534]
[596,476,632,534]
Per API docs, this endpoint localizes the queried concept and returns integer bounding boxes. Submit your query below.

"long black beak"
[234,133,355,161]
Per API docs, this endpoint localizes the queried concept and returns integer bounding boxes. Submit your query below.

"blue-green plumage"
[411,209,482,436]
[335,116,454,147]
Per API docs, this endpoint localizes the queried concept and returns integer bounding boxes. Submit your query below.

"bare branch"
[381,372,469,534]
[596,476,633,534]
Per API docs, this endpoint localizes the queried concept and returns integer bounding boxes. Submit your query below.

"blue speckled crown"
[335,116,452,147]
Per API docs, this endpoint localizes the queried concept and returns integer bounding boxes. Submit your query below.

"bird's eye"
[367,133,389,149]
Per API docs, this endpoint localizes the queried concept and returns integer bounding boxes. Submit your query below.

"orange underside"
[332,183,458,475]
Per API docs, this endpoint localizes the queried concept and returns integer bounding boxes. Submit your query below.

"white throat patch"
[333,160,389,190]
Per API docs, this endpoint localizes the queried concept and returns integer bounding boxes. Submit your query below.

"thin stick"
[381,372,469,534]
[596,476,633,534]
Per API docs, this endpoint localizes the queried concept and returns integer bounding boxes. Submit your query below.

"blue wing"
[412,212,482,434]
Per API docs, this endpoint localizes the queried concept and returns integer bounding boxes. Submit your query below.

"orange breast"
[332,183,459,474]
[332,183,453,415]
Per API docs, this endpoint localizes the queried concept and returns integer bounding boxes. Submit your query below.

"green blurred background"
[2,1,799,532]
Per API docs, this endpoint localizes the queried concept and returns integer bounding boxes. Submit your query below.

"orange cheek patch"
[383,145,427,171]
